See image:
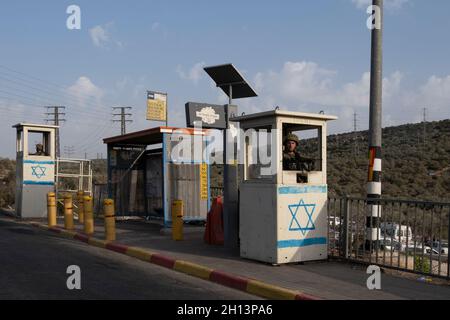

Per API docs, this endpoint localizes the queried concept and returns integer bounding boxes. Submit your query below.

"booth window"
[28,131,50,156]
[245,126,273,180]
[282,124,322,172]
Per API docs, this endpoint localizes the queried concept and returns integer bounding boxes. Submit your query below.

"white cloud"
[401,75,450,122]
[352,0,410,10]
[253,61,402,109]
[176,62,206,85]
[89,23,122,48]
[247,60,450,133]
[66,76,104,107]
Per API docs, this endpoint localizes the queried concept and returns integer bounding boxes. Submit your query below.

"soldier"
[33,143,46,156]
[282,133,314,171]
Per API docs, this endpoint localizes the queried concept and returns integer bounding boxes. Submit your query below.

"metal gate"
[55,158,93,198]
[328,197,450,279]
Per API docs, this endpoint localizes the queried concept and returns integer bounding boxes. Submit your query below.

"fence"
[328,197,450,279]
[93,183,108,216]
[55,158,93,198]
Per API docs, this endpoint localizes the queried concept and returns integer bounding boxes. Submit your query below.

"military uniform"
[283,152,314,171]
[282,133,314,171]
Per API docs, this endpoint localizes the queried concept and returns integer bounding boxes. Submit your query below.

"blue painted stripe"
[24,160,55,165]
[278,185,327,195]
[277,237,327,248]
[23,180,54,186]
[162,133,168,227]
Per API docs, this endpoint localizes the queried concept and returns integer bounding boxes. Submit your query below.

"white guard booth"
[13,123,57,218]
[232,110,337,264]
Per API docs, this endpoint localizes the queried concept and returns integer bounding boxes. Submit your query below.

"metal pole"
[223,85,239,251]
[166,93,168,127]
[342,196,350,259]
[366,0,383,251]
[121,108,125,135]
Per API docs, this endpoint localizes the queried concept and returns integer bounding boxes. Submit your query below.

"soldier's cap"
[284,133,299,145]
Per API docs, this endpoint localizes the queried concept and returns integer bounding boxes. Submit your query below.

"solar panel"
[203,64,258,100]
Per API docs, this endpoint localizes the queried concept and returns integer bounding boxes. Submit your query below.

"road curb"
[23,219,321,300]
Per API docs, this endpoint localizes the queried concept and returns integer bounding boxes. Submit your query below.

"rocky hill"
[327,119,450,202]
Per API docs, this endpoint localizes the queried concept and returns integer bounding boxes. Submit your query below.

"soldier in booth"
[282,133,314,171]
[32,143,46,156]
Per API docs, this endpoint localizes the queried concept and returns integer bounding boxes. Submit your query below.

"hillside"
[1,119,449,208]
[327,119,450,202]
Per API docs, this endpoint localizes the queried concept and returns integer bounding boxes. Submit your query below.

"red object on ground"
[204,196,224,245]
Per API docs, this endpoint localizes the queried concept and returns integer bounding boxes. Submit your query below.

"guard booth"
[13,123,58,218]
[231,110,337,264]
[103,126,210,226]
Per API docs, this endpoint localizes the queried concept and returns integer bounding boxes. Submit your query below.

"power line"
[73,123,113,152]
[63,145,75,158]
[0,68,116,119]
[0,90,108,122]
[0,65,118,109]
[112,107,133,135]
[45,106,66,158]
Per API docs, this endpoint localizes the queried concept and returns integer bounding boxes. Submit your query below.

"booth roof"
[103,126,208,146]
[230,109,338,122]
[12,123,60,129]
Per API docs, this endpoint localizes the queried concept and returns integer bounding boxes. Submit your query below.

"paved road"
[0,219,258,300]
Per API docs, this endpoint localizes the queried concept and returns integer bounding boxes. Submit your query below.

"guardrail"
[328,197,450,279]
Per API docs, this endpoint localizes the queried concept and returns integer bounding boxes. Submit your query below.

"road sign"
[147,91,167,122]
[185,102,227,129]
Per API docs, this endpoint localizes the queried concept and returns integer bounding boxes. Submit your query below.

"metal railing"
[328,197,450,279]
[93,183,108,216]
[55,158,93,198]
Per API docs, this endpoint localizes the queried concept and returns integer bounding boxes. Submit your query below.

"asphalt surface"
[0,219,258,300]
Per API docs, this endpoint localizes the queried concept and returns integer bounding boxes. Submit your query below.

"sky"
[0,0,449,159]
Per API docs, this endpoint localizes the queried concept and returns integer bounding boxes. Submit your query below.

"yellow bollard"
[172,200,183,241]
[47,192,57,227]
[103,199,116,241]
[64,193,74,230]
[83,195,94,235]
[77,191,84,224]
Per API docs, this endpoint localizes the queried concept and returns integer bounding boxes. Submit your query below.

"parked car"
[379,239,401,252]
[380,222,413,241]
[432,241,448,255]
[425,246,440,255]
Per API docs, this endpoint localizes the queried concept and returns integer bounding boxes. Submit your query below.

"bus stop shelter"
[103,126,210,225]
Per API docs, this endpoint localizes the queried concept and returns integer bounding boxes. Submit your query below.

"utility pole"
[64,145,75,158]
[112,107,133,135]
[423,108,427,148]
[366,0,383,252]
[353,112,359,156]
[45,106,66,158]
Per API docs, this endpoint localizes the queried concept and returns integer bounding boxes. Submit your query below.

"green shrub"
[414,256,431,274]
